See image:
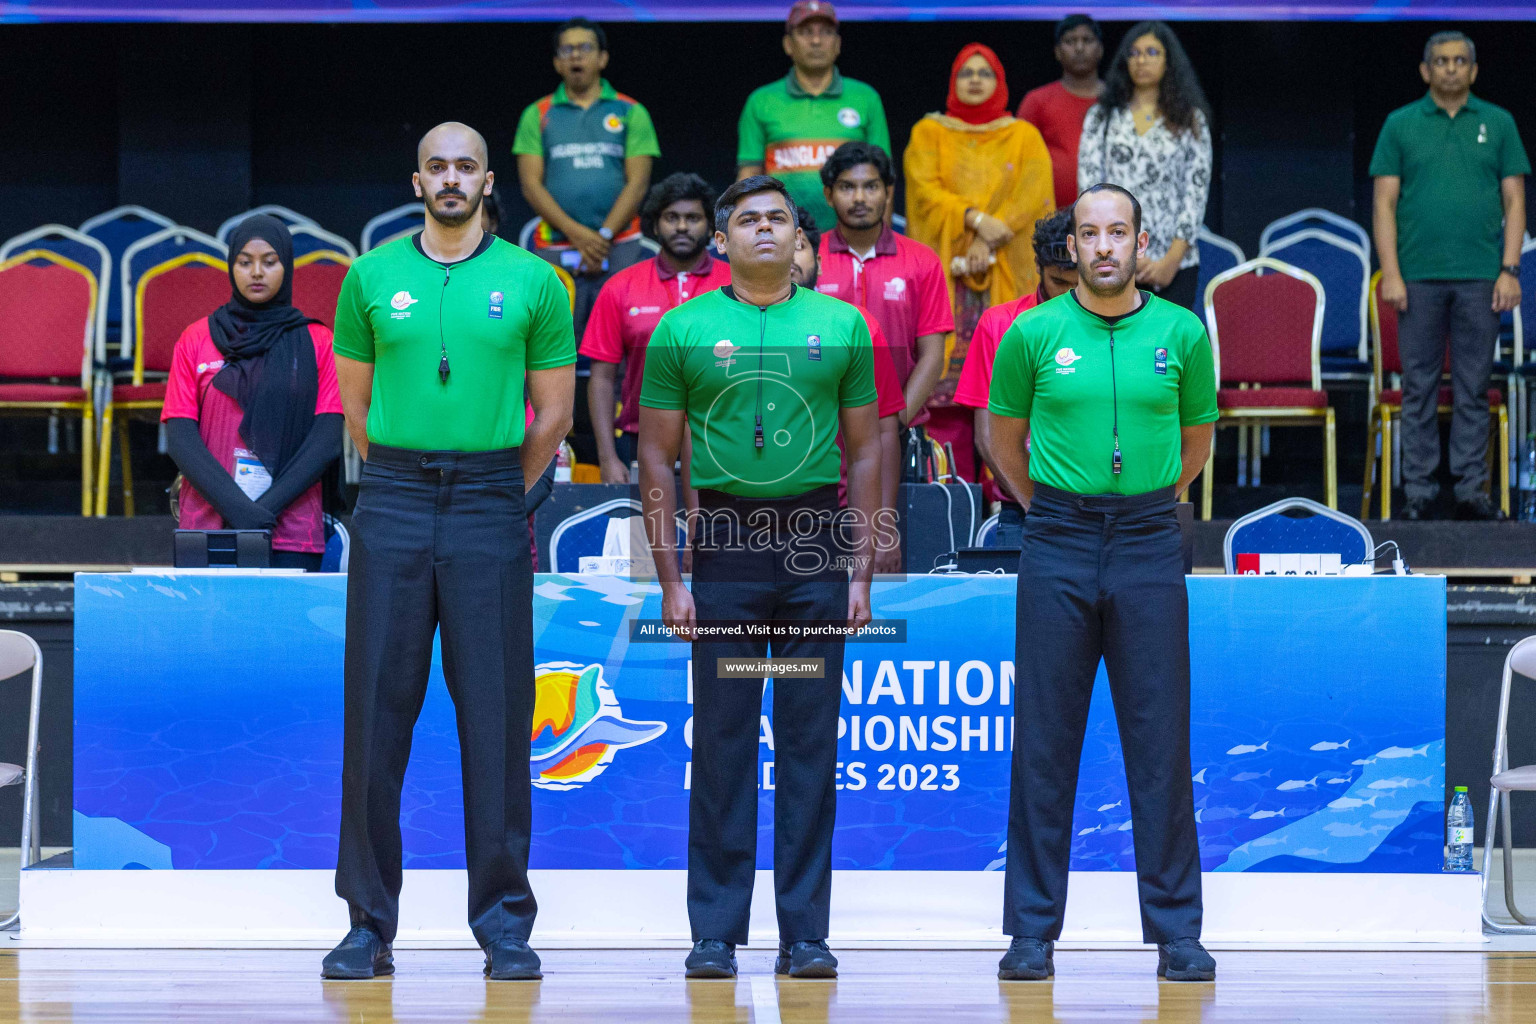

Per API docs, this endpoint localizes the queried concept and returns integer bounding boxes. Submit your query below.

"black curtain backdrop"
[1,19,1533,259]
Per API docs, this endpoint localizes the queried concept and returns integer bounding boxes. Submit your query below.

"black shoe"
[1401,497,1435,521]
[684,939,738,979]
[321,926,393,979]
[1455,495,1507,521]
[1157,937,1216,981]
[998,937,1054,981]
[484,938,542,980]
[774,939,838,978]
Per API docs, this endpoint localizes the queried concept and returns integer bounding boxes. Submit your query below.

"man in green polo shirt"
[736,0,890,230]
[323,122,576,983]
[987,184,1217,984]
[1370,30,1528,521]
[638,175,879,981]
[515,17,659,335]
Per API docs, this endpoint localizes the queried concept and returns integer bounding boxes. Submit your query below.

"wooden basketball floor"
[3,947,1535,1023]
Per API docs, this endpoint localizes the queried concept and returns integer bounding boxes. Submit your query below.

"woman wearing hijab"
[160,214,345,571]
[904,43,1054,480]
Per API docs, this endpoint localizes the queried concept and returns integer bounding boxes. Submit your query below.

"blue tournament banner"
[73,572,1446,874]
[1,0,1524,24]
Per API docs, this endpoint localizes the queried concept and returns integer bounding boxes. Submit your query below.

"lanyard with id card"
[233,448,272,500]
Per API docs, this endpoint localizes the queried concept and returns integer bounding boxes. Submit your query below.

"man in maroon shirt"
[1017,14,1103,212]
[581,173,730,483]
[815,141,952,433]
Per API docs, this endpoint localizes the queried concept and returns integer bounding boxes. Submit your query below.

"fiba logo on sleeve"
[1054,347,1082,374]
[488,290,504,320]
[390,291,419,320]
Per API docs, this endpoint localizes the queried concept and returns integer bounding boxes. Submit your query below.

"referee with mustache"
[986,184,1218,983]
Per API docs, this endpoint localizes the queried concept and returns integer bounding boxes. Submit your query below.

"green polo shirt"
[1369,92,1530,281]
[737,69,891,231]
[513,79,661,244]
[639,286,877,497]
[988,291,1217,496]
[332,233,576,452]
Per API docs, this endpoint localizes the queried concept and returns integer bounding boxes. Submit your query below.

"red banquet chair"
[292,249,352,327]
[0,250,100,515]
[1201,257,1336,520]
[96,252,229,516]
[1362,270,1509,520]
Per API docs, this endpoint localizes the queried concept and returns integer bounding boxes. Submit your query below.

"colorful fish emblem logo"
[530,661,665,790]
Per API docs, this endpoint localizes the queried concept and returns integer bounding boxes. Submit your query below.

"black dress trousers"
[1003,482,1203,944]
[686,484,849,947]
[335,443,537,948]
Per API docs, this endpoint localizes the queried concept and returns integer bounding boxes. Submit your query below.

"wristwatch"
[598,226,615,242]
[1501,264,1520,277]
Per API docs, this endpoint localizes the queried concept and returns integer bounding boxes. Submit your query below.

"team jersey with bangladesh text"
[331,233,576,452]
[988,291,1216,496]
[639,286,877,498]
[737,69,891,231]
[513,80,661,245]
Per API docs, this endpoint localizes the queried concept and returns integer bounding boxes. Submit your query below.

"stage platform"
[1,947,1533,1023]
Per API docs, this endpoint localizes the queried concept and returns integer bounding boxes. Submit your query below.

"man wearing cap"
[638,175,880,980]
[1018,14,1104,213]
[986,184,1217,984]
[324,122,576,982]
[737,1,891,231]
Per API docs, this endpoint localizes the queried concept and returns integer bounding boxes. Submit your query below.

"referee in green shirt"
[986,184,1218,984]
[638,175,880,980]
[323,123,576,982]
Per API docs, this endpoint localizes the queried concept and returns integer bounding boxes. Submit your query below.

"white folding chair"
[1482,635,1536,934]
[0,630,43,930]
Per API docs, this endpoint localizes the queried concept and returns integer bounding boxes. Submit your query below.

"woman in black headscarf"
[161,214,345,571]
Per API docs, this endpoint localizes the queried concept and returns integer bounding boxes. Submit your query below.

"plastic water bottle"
[1445,786,1474,872]
[554,440,574,484]
[1519,434,1536,522]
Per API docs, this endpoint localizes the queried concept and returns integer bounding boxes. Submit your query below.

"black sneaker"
[774,939,838,978]
[1157,937,1216,981]
[1455,495,1507,521]
[1401,497,1435,521]
[997,937,1054,981]
[484,938,542,980]
[684,939,738,979]
[320,925,393,979]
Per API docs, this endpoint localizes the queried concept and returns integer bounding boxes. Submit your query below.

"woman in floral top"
[1077,20,1212,310]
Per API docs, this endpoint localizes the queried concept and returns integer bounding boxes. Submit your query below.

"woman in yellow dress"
[904,43,1053,480]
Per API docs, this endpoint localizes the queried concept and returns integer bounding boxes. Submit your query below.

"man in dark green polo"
[324,122,576,983]
[736,0,890,230]
[987,184,1217,984]
[638,175,880,980]
[1371,30,1528,521]
[514,17,659,336]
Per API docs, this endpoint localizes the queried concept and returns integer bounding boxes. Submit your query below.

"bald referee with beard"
[324,122,576,981]
[986,184,1218,983]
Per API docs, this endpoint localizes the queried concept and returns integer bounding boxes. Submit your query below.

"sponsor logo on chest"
[196,359,226,375]
[1054,347,1082,375]
[628,305,663,317]
[882,276,907,302]
[806,334,821,361]
[390,291,419,320]
[713,339,738,369]
[488,290,504,320]
[1154,347,1168,375]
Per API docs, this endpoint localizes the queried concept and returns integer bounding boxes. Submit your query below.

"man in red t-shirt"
[814,141,952,431]
[793,204,907,573]
[953,207,1078,545]
[1017,14,1103,213]
[581,173,730,482]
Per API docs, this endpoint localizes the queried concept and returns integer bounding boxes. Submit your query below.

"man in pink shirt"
[581,173,731,482]
[793,203,908,571]
[953,207,1078,545]
[815,141,952,433]
[1017,14,1103,213]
